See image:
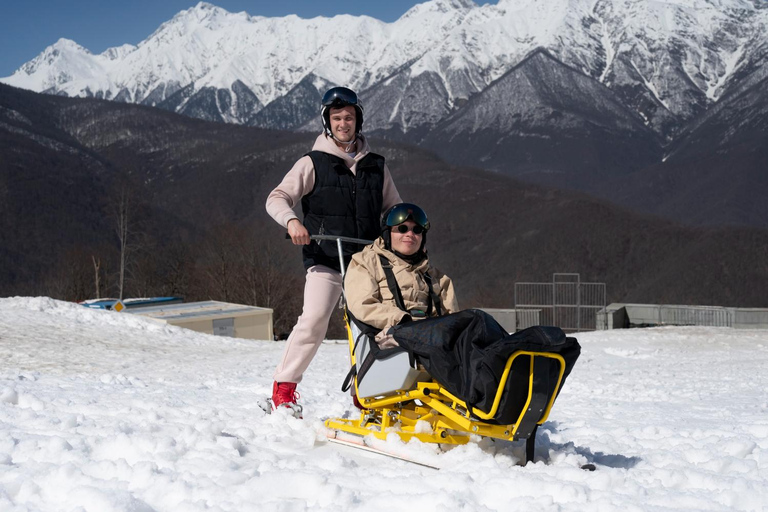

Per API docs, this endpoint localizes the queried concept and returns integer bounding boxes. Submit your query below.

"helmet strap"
[329,132,357,152]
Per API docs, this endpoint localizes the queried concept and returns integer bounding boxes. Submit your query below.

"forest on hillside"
[3,84,768,337]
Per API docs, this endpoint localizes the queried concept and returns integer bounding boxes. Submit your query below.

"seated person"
[345,203,459,347]
[345,203,580,417]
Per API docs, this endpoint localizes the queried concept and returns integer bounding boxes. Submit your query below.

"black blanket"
[390,309,580,424]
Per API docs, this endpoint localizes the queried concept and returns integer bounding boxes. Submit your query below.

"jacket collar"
[372,237,429,272]
[312,133,371,167]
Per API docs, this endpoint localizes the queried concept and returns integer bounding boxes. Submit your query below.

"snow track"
[0,297,767,511]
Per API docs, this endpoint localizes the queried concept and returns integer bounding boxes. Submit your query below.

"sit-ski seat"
[350,321,431,398]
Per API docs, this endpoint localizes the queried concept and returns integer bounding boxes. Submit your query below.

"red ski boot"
[271,381,303,418]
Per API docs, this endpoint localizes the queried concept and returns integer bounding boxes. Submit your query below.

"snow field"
[0,297,767,511]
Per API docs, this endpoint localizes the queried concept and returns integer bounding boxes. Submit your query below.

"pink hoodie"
[266,133,402,228]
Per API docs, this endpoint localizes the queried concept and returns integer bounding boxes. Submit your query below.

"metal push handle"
[285,233,374,305]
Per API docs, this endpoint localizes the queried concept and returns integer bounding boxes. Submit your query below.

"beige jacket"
[265,133,401,229]
[345,238,459,342]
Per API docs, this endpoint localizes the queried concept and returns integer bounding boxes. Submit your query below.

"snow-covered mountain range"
[3,0,766,140]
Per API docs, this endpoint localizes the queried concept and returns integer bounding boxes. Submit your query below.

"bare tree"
[199,224,242,302]
[92,255,101,299]
[241,239,302,336]
[45,248,92,302]
[152,238,193,298]
[194,222,304,337]
[115,188,131,300]
[111,187,141,300]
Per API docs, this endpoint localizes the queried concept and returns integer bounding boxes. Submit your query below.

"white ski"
[325,431,440,470]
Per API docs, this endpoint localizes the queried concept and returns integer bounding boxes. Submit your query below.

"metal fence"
[659,306,732,327]
[598,304,768,330]
[514,273,606,332]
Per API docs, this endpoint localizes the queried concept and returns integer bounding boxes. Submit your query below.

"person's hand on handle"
[287,219,311,245]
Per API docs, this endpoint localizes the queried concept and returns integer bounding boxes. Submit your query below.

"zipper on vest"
[351,175,358,237]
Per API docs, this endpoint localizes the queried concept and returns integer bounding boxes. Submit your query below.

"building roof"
[130,301,272,321]
[80,297,183,310]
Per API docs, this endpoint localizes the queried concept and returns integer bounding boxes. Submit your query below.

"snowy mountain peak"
[23,38,91,71]
[401,0,477,18]
[181,1,232,19]
[193,1,222,11]
[152,1,240,36]
[13,38,101,92]
[51,37,90,52]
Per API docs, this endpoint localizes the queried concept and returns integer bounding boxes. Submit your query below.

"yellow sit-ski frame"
[313,234,568,463]
[325,311,567,461]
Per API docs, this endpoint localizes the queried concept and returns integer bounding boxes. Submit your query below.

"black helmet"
[381,203,430,252]
[381,203,430,232]
[321,87,364,137]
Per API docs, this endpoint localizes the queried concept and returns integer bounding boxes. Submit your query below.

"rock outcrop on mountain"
[421,49,664,191]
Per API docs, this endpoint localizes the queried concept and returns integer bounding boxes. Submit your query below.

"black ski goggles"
[385,203,430,231]
[322,87,359,109]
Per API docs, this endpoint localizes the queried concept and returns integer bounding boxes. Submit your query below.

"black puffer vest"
[301,150,385,272]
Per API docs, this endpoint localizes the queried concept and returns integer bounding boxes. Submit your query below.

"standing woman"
[345,203,459,348]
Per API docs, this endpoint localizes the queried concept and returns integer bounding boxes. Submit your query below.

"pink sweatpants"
[273,264,343,383]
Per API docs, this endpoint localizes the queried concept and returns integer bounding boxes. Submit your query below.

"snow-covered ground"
[0,297,766,511]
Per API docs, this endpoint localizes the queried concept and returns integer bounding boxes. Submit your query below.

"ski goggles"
[321,87,360,109]
[385,203,430,231]
[394,224,425,235]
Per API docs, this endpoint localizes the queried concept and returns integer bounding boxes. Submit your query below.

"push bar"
[285,233,374,305]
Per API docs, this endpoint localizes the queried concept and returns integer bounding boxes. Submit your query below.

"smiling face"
[390,220,423,256]
[328,105,357,144]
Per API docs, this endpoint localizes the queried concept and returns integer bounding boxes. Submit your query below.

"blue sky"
[0,1,496,77]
